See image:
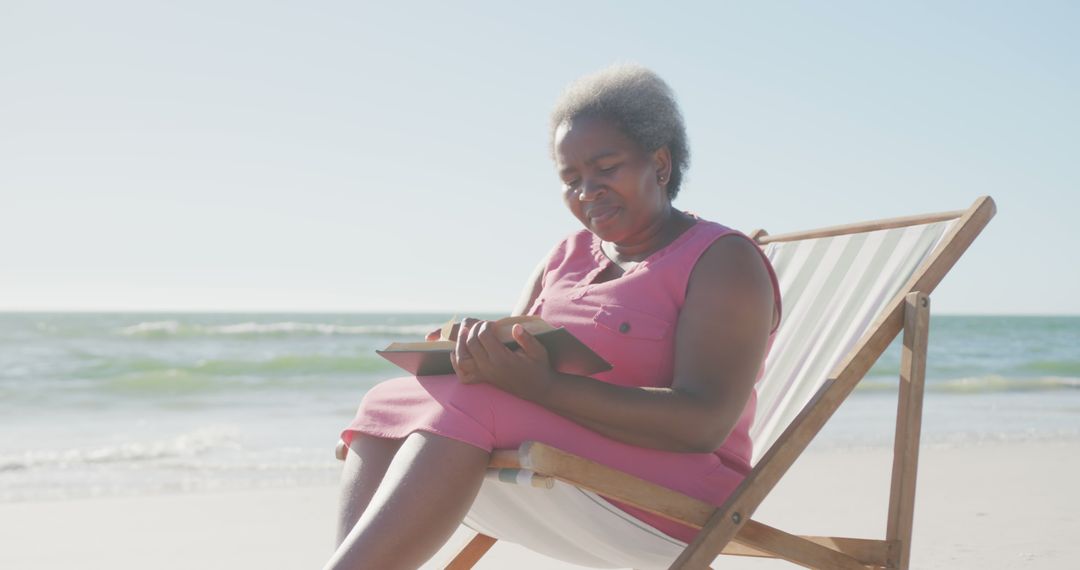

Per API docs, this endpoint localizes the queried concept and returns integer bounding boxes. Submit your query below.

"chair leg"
[886,292,930,570]
[445,533,497,570]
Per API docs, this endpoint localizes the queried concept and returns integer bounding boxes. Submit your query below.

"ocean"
[1,313,1077,503]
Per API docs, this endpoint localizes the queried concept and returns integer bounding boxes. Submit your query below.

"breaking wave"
[856,375,1080,394]
[119,320,439,338]
[0,428,239,473]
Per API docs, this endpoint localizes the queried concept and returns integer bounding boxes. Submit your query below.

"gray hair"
[549,64,690,200]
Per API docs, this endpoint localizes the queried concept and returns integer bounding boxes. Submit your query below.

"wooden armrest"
[515,441,714,527]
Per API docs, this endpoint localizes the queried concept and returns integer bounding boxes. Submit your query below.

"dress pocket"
[593,304,672,340]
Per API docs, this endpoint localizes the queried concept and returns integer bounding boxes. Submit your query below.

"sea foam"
[119,320,438,338]
[0,428,239,473]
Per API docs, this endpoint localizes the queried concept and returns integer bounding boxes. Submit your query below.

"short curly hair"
[549,64,690,200]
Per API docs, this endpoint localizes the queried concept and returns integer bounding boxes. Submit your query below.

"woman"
[325,65,781,570]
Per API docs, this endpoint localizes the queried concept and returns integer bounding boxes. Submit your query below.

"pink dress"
[341,214,781,541]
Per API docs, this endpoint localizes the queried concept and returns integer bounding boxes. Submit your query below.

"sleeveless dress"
[341,214,782,541]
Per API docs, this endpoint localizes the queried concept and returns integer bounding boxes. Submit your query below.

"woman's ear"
[653,146,672,187]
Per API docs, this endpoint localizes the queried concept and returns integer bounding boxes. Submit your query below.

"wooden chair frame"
[441,196,996,570]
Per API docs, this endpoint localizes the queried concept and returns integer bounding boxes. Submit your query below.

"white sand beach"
[2,440,1076,569]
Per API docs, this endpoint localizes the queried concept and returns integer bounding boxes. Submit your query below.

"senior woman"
[325,65,781,570]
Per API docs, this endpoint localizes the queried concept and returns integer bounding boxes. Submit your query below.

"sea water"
[1,313,1077,502]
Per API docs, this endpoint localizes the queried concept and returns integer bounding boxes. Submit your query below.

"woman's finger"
[451,335,483,380]
[512,324,549,362]
[454,322,472,361]
[450,349,460,374]
[461,317,481,333]
[476,321,510,362]
[465,320,490,362]
[450,350,477,383]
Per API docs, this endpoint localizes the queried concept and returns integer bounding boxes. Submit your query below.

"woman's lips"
[587,205,620,224]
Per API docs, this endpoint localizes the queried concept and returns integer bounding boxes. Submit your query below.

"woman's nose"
[578,179,605,201]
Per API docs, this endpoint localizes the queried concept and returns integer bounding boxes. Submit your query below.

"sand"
[1,440,1077,569]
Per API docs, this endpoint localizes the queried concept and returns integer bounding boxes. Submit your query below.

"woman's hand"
[449,318,554,402]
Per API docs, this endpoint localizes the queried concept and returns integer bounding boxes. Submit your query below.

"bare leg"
[337,435,404,545]
[324,431,490,570]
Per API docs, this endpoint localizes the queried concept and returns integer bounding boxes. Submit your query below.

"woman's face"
[553,116,670,243]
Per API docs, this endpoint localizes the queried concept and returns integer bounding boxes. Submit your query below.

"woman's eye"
[599,164,619,174]
[564,179,581,190]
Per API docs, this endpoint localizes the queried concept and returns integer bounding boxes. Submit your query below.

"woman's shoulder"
[686,219,782,332]
[684,213,737,238]
[685,215,765,265]
[648,213,741,268]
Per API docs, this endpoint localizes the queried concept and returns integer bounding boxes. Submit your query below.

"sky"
[1,1,1077,314]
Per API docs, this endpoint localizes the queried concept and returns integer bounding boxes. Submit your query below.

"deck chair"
[337,196,995,569]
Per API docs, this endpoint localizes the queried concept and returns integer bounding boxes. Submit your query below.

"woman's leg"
[336,435,405,545]
[324,431,490,570]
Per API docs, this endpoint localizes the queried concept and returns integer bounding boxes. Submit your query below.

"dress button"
[618,322,631,334]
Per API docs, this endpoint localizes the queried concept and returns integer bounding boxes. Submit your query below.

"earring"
[658,176,666,184]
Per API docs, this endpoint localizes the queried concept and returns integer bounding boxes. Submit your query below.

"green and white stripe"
[751,221,953,463]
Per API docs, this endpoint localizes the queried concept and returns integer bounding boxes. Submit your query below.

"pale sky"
[1,1,1077,314]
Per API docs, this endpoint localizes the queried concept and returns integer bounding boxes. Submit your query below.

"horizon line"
[0,308,1077,318]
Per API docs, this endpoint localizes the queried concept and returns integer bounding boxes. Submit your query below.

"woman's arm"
[456,235,776,453]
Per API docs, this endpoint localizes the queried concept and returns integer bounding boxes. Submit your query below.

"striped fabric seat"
[751,220,954,462]
[462,220,957,569]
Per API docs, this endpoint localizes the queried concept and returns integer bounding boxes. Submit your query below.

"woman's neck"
[607,207,693,263]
